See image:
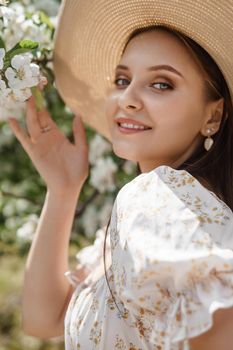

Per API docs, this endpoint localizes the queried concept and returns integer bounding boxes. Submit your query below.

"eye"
[152,82,173,90]
[114,78,129,86]
[113,77,173,90]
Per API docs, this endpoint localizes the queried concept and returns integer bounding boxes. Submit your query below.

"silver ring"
[41,125,52,133]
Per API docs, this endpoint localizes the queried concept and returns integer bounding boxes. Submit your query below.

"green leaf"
[3,40,39,70]
[7,40,39,57]
[17,39,39,50]
[38,11,54,30]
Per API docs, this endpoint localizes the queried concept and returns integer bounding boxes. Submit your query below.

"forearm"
[21,189,81,337]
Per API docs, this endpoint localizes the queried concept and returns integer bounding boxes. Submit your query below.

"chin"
[112,146,139,163]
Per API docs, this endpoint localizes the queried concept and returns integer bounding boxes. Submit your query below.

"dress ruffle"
[112,165,233,348]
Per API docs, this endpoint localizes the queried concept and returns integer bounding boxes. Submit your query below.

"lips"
[115,117,152,129]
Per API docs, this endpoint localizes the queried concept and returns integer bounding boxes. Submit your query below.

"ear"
[202,98,224,135]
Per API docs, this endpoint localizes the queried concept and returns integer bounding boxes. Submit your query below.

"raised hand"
[7,89,89,196]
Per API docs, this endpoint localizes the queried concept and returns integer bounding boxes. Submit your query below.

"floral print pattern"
[64,165,233,350]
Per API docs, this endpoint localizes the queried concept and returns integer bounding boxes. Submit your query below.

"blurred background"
[0,0,138,349]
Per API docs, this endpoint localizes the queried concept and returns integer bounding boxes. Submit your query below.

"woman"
[8,0,233,349]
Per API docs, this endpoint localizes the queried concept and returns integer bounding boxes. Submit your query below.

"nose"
[118,83,143,111]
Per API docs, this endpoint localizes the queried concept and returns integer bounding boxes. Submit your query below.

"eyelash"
[113,77,173,91]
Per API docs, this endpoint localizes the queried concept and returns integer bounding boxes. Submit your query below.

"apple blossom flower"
[90,157,118,193]
[89,134,112,165]
[5,53,40,90]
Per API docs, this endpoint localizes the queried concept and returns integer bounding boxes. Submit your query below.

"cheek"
[148,97,203,145]
[150,94,203,127]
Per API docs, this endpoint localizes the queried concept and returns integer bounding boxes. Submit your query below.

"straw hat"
[53,0,233,142]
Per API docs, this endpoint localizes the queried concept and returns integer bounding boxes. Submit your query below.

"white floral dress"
[64,165,233,350]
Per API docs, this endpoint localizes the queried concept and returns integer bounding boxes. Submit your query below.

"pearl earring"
[204,128,214,151]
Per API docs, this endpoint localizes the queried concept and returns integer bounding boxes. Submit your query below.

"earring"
[204,128,214,151]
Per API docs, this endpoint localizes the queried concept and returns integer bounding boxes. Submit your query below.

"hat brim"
[53,0,233,142]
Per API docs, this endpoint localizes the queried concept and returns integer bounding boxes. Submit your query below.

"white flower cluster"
[79,134,116,237]
[16,213,39,242]
[83,134,138,237]
[90,157,118,193]
[89,133,112,165]
[0,1,55,121]
[0,3,54,51]
[88,134,117,193]
[82,197,114,238]
[0,50,45,120]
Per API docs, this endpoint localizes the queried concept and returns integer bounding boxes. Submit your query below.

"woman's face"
[105,29,223,172]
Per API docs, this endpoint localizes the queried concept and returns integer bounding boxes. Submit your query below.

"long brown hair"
[103,25,233,315]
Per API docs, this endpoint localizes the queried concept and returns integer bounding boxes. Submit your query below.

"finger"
[26,96,42,141]
[73,114,88,149]
[37,107,58,130]
[8,118,32,154]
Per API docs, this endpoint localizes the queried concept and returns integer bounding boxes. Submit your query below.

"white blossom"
[0,89,27,120]
[0,2,55,51]
[89,134,112,165]
[12,87,32,102]
[21,19,53,50]
[16,214,39,242]
[90,157,118,193]
[5,54,40,90]
[0,78,7,91]
[0,1,54,118]
[0,5,14,28]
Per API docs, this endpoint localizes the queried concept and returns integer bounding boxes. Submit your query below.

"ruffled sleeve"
[112,165,233,348]
[64,224,111,287]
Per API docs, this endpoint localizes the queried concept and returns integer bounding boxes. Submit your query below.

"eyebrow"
[115,64,184,79]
